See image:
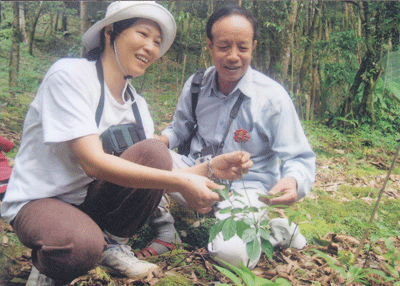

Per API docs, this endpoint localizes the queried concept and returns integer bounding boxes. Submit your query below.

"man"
[137,5,316,269]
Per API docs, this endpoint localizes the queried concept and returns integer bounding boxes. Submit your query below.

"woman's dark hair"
[85,18,138,61]
[206,5,259,42]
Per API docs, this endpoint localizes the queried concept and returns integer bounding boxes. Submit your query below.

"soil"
[1,127,400,285]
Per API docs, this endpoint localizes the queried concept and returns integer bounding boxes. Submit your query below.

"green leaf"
[231,207,244,215]
[244,217,256,225]
[247,207,259,212]
[214,186,230,201]
[274,277,291,285]
[261,238,274,260]
[236,220,251,238]
[222,217,236,241]
[219,206,232,214]
[213,264,243,286]
[270,204,289,209]
[216,260,254,286]
[255,276,280,286]
[383,264,400,278]
[312,235,330,246]
[232,189,244,197]
[246,238,261,262]
[260,219,269,227]
[288,214,296,226]
[208,219,225,243]
[238,262,256,281]
[242,227,257,243]
[259,227,271,240]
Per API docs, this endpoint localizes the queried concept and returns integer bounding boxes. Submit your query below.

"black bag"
[177,68,205,156]
[101,123,145,156]
[95,60,146,156]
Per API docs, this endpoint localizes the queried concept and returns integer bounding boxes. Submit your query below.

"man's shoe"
[26,266,56,286]
[269,218,307,249]
[98,243,161,279]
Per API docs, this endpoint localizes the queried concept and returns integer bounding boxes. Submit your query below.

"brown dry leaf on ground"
[1,129,400,285]
[1,214,400,285]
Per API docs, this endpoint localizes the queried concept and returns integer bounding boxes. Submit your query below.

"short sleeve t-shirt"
[1,58,155,222]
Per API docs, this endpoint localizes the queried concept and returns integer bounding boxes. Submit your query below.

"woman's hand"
[169,172,223,214]
[211,151,253,181]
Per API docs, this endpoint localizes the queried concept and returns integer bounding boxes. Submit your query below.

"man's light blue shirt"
[162,66,315,200]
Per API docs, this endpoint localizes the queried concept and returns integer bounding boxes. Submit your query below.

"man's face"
[207,14,257,95]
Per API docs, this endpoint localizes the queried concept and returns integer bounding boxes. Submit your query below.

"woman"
[1,2,252,285]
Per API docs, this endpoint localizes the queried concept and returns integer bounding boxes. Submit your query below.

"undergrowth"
[1,14,400,285]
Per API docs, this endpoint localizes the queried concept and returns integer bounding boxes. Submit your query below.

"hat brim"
[82,2,176,58]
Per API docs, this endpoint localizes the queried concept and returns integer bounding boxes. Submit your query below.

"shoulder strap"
[126,88,146,141]
[95,60,105,127]
[216,92,246,155]
[190,68,206,121]
[95,60,146,141]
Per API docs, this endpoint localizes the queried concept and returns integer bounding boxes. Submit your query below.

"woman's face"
[111,18,162,78]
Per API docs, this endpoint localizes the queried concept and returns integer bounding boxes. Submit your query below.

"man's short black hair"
[206,5,259,42]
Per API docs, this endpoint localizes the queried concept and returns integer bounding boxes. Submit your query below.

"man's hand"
[211,151,253,181]
[258,177,298,206]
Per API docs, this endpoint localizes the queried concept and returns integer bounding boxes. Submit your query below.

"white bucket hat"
[82,1,176,58]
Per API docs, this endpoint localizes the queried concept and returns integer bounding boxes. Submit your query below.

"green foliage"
[208,198,275,262]
[379,238,400,279]
[213,260,288,286]
[311,249,396,285]
[157,274,194,286]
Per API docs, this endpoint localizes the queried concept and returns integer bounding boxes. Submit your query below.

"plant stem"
[240,142,257,224]
[353,141,400,260]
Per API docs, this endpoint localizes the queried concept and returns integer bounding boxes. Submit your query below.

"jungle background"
[0,1,400,285]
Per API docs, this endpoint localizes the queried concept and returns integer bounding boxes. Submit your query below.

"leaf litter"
[1,130,400,285]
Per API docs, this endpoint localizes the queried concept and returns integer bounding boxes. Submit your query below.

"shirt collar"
[210,66,256,100]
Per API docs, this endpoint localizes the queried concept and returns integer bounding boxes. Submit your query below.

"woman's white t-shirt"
[1,58,155,223]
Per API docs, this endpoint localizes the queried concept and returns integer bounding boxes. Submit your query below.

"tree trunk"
[281,0,298,82]
[80,2,90,56]
[28,1,43,56]
[19,3,27,44]
[62,14,68,31]
[295,1,323,120]
[9,2,20,92]
[337,2,385,125]
[297,1,322,95]
[54,10,59,32]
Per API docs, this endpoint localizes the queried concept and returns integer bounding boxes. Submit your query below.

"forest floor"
[1,124,400,286]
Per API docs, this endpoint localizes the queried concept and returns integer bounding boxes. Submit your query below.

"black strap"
[126,87,146,141]
[95,60,145,141]
[95,60,105,126]
[190,68,206,121]
[216,92,246,155]
[177,69,205,156]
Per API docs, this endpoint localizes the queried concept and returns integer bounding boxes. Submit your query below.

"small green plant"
[210,129,276,263]
[377,238,400,279]
[311,249,396,285]
[213,260,289,286]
